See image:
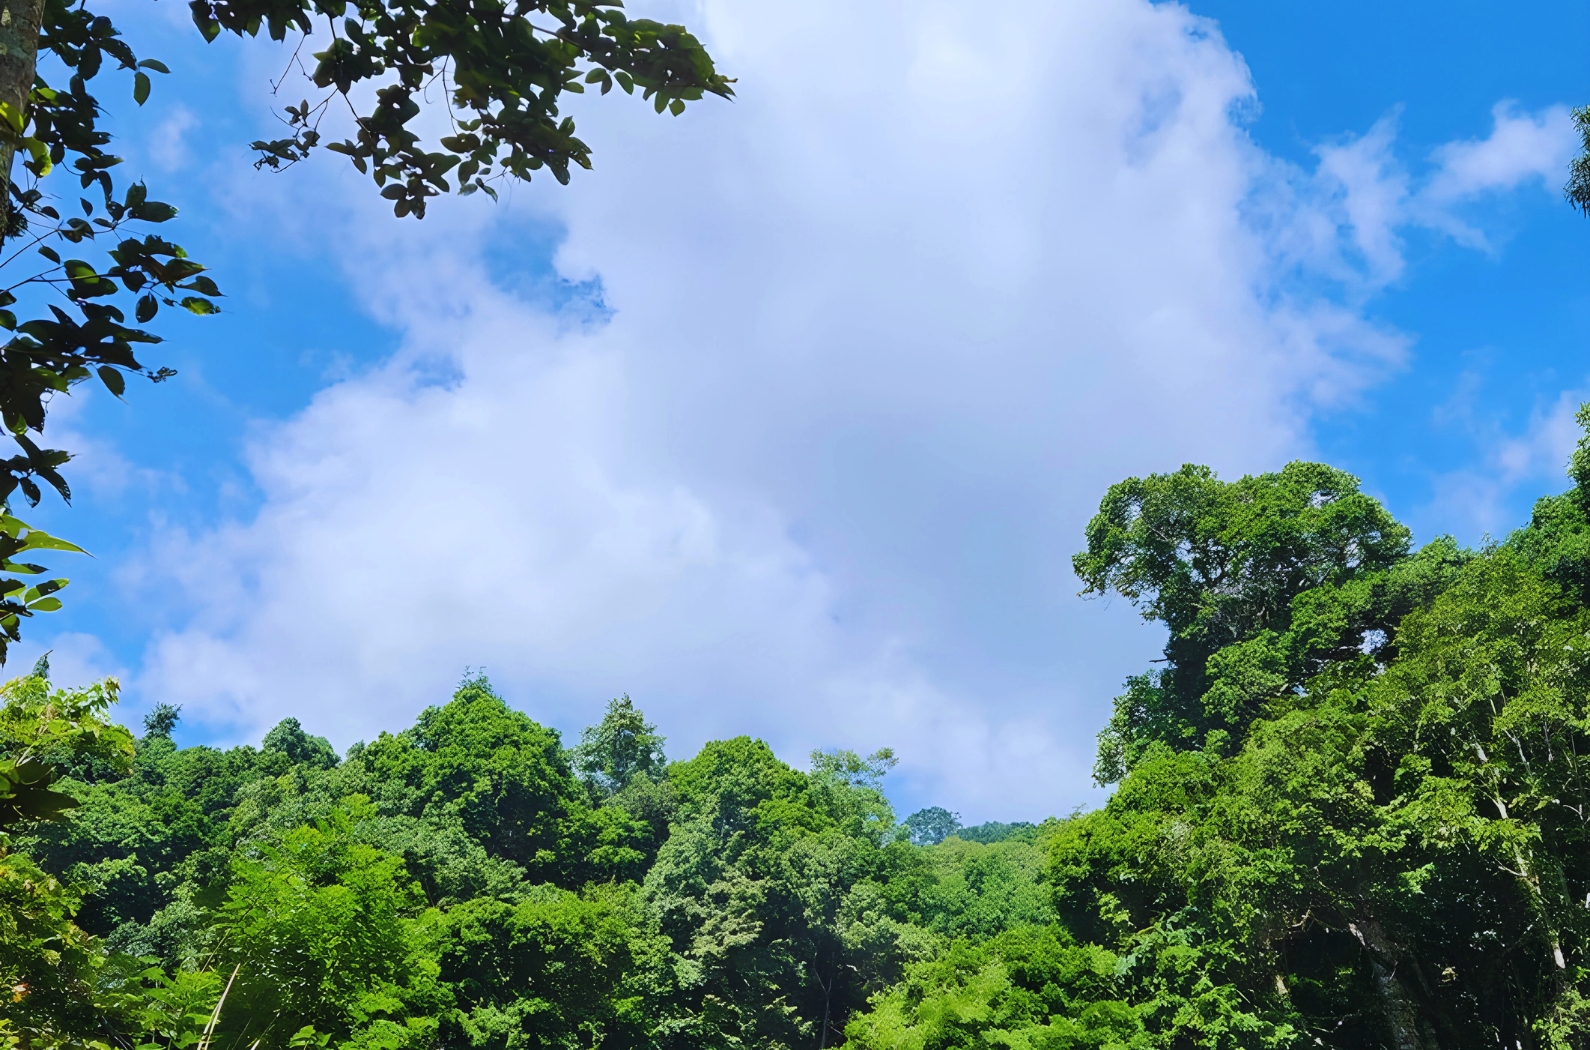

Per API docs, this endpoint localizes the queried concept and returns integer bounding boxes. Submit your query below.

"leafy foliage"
[902,806,960,846]
[1073,461,1417,782]
[0,671,131,826]
[845,926,1144,1050]
[227,0,734,217]
[1039,428,1590,1046]
[2,674,1048,1048]
[213,802,445,1050]
[572,693,665,799]
[1570,106,1590,215]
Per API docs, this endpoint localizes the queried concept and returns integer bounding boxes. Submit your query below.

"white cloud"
[1314,115,1412,286]
[147,105,199,173]
[1422,383,1587,540]
[1295,102,1577,283]
[1425,102,1578,206]
[95,0,1566,820]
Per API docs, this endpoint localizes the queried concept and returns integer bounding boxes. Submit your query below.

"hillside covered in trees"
[11,415,1590,1047]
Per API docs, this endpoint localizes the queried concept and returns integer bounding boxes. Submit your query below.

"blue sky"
[1204,1,1590,538]
[12,0,1588,822]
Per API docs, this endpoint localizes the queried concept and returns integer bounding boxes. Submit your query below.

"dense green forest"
[11,417,1590,1048]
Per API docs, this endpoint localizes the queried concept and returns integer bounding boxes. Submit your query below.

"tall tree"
[1036,421,1590,1046]
[901,806,960,846]
[1073,461,1413,782]
[572,694,666,798]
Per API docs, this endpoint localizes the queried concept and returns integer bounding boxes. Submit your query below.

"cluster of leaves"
[0,671,131,826]
[0,513,85,664]
[232,0,735,216]
[0,0,227,663]
[1570,105,1590,215]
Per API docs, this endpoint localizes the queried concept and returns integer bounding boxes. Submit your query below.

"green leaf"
[669,98,685,116]
[181,275,221,297]
[24,137,52,177]
[97,366,126,397]
[38,246,60,264]
[22,579,64,603]
[135,294,158,323]
[180,297,218,316]
[138,59,171,73]
[5,520,88,555]
[26,597,62,613]
[134,72,151,106]
[189,0,222,41]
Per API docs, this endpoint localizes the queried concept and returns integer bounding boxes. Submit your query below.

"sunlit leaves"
[0,513,82,661]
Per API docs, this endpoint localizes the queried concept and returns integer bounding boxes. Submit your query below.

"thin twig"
[196,963,240,1050]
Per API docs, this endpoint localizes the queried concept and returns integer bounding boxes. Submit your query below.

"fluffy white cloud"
[102,0,1559,819]
[1425,103,1579,207]
[1419,381,1589,540]
[1304,102,1577,277]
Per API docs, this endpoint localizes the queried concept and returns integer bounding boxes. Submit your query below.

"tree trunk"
[815,967,833,1050]
[1350,915,1433,1050]
[0,0,45,232]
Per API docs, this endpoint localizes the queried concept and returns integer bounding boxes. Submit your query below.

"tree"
[1072,461,1415,782]
[0,674,149,1045]
[572,694,665,798]
[640,740,930,1050]
[433,883,659,1050]
[845,926,1144,1050]
[261,716,338,769]
[211,801,444,1050]
[3,671,1066,1050]
[141,701,179,739]
[953,820,1036,845]
[0,0,730,660]
[1039,417,1590,1046]
[902,806,960,846]
[357,672,587,879]
[0,671,131,826]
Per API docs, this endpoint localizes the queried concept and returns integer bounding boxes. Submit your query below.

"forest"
[6,416,1590,1048]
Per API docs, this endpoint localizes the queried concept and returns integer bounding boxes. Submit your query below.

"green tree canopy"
[572,693,666,799]
[1074,461,1421,781]
[357,673,585,878]
[902,806,960,846]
